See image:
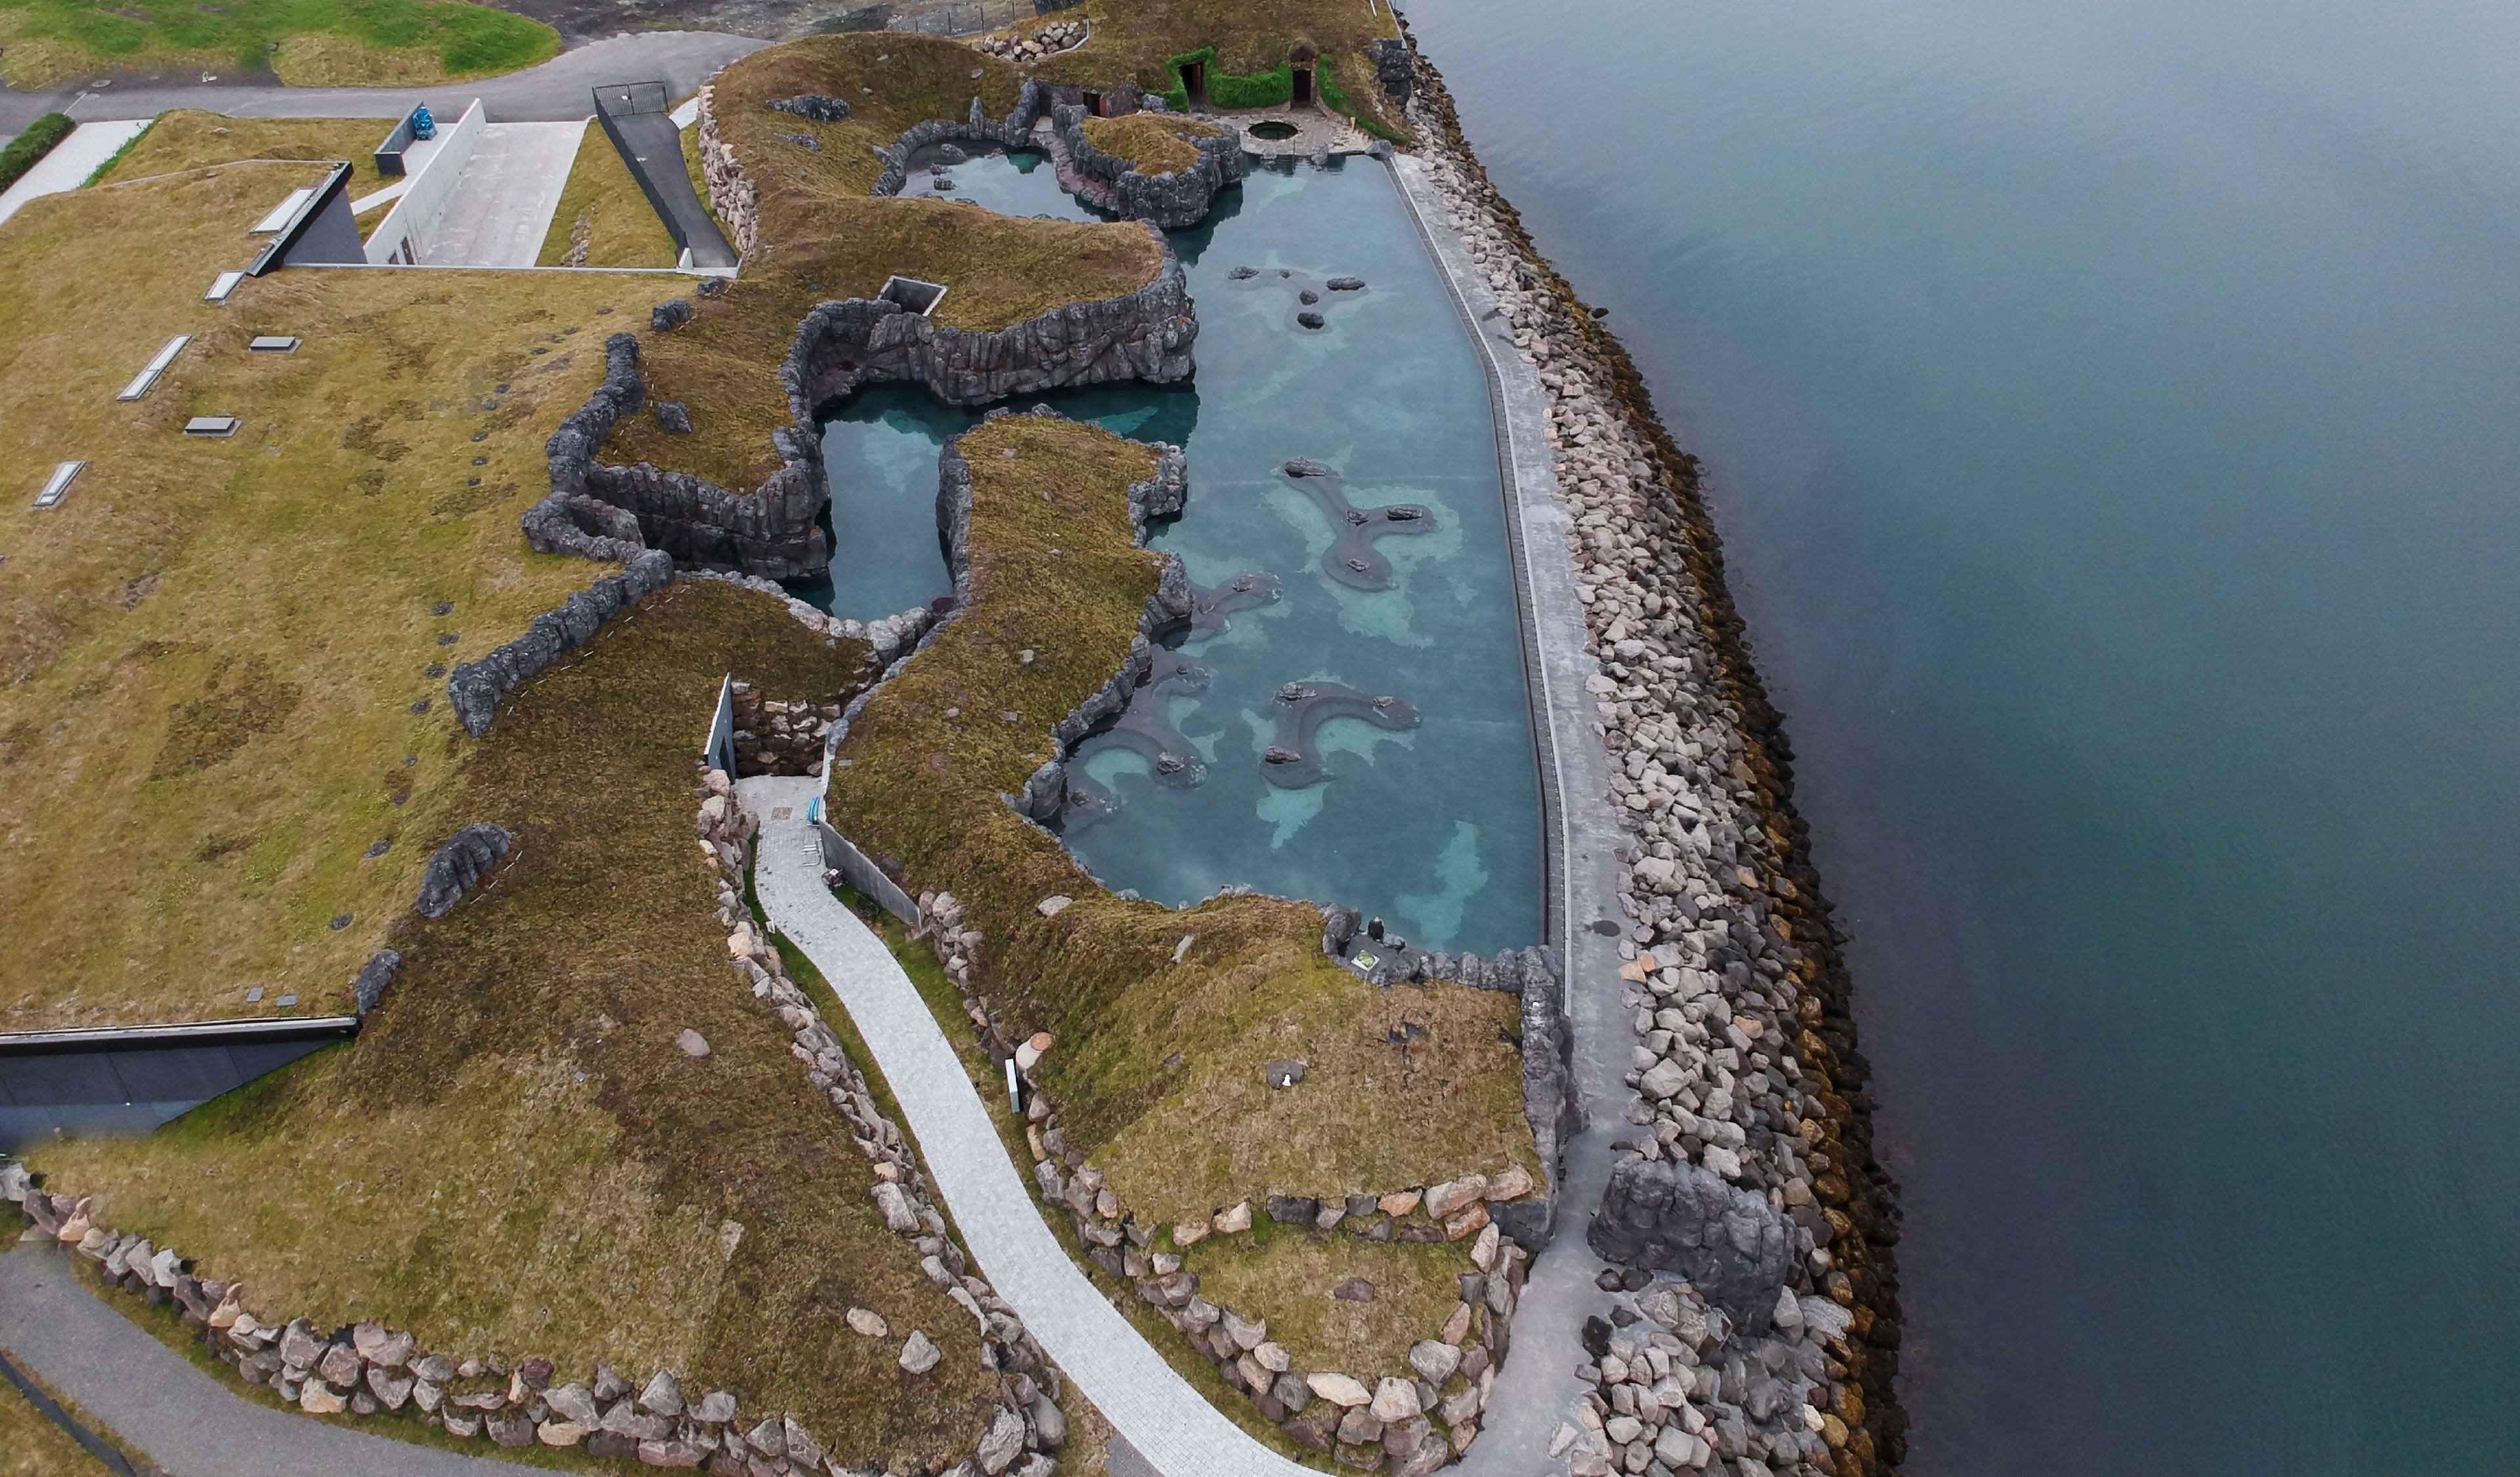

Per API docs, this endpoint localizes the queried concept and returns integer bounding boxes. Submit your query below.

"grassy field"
[93,112,395,198]
[1080,111,1225,177]
[0,162,686,1030]
[537,123,679,269]
[822,411,1536,1260]
[25,580,1018,1469]
[0,0,557,91]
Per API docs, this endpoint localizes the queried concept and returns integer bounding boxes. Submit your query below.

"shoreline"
[1393,24,1910,1476]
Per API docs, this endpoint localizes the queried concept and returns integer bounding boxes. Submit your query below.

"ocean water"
[1401,0,2520,1468]
[809,159,1545,955]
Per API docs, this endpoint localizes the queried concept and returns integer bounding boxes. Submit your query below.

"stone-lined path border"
[738,775,1318,1477]
[1379,152,1637,1477]
[0,1239,505,1476]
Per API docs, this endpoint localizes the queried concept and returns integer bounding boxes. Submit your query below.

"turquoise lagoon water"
[1405,0,2520,1468]
[808,160,1543,955]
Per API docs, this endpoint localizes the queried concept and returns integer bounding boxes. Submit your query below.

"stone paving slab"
[738,776,1317,1477]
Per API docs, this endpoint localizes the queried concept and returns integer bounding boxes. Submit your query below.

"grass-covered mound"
[1079,112,1226,177]
[26,581,1015,1469]
[595,33,1169,493]
[93,111,398,197]
[0,162,698,1031]
[0,0,556,90]
[822,409,1535,1246]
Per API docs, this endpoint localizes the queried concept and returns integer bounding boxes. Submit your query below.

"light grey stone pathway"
[0,1238,525,1476]
[1383,152,1637,1477]
[738,776,1317,1477]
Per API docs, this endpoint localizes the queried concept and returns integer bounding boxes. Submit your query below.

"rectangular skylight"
[248,336,301,354]
[116,335,191,402]
[33,462,85,509]
[205,271,245,304]
[251,188,315,234]
[183,416,241,438]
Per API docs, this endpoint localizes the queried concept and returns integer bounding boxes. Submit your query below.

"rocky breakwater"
[910,888,1542,1474]
[1395,26,1907,1476]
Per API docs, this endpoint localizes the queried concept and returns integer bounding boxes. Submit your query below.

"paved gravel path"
[0,31,768,135]
[737,776,1318,1477]
[0,1238,518,1476]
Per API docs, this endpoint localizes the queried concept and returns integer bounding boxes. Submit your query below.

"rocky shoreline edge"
[1393,25,1910,1476]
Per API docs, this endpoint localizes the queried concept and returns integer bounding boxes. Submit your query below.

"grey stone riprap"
[1394,39,1899,1477]
[1588,1161,1796,1325]
[444,545,672,734]
[694,85,760,260]
[414,824,512,919]
[768,93,850,122]
[968,18,1085,65]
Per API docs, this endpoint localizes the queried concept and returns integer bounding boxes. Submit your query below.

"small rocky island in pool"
[0,9,1903,1477]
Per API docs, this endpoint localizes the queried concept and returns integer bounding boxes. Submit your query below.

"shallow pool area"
[801,159,1543,954]
[896,142,1102,222]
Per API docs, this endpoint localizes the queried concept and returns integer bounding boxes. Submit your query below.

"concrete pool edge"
[1383,148,1645,1476]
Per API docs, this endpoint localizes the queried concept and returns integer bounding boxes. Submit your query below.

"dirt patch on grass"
[0,163,691,1030]
[1080,112,1225,177]
[26,580,1014,1467]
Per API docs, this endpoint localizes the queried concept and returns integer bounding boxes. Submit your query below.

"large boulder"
[415,824,514,918]
[1588,1159,1795,1327]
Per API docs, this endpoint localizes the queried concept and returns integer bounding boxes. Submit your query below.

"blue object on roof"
[411,105,436,141]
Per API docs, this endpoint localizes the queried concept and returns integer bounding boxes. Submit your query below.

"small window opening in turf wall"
[1291,44,1316,105]
[1082,90,1103,117]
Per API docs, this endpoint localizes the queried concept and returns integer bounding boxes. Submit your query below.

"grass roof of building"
[93,111,400,199]
[1020,0,1407,138]
[24,579,1022,1468]
[1079,111,1226,177]
[820,412,1540,1222]
[0,163,701,1030]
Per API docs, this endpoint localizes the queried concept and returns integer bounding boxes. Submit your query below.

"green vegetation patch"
[1026,0,1407,141]
[0,0,557,91]
[28,581,1013,1468]
[0,112,73,193]
[537,121,678,268]
[819,413,1538,1228]
[1080,110,1225,177]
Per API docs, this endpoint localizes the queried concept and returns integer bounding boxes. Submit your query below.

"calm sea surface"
[1402,0,2520,1468]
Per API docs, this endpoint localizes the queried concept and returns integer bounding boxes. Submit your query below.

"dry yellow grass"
[270,34,450,87]
[1080,112,1225,177]
[1183,1232,1471,1379]
[0,1365,115,1477]
[536,122,679,268]
[0,163,689,1028]
[94,111,396,198]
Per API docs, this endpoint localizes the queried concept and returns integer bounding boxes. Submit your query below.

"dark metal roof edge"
[0,1016,361,1056]
[246,160,354,278]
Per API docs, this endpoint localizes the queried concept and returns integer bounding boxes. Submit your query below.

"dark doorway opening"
[1291,68,1312,105]
[1082,89,1103,116]
[1180,61,1206,104]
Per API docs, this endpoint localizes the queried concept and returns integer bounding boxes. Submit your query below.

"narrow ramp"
[593,81,736,268]
[739,777,1316,1477]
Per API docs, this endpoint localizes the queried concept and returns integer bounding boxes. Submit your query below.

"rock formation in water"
[1280,457,1435,591]
[1259,680,1421,789]
[1188,570,1283,634]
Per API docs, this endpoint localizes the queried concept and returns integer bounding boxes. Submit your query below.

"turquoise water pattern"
[808,159,1544,955]
[896,144,1101,222]
[1404,0,2520,1469]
